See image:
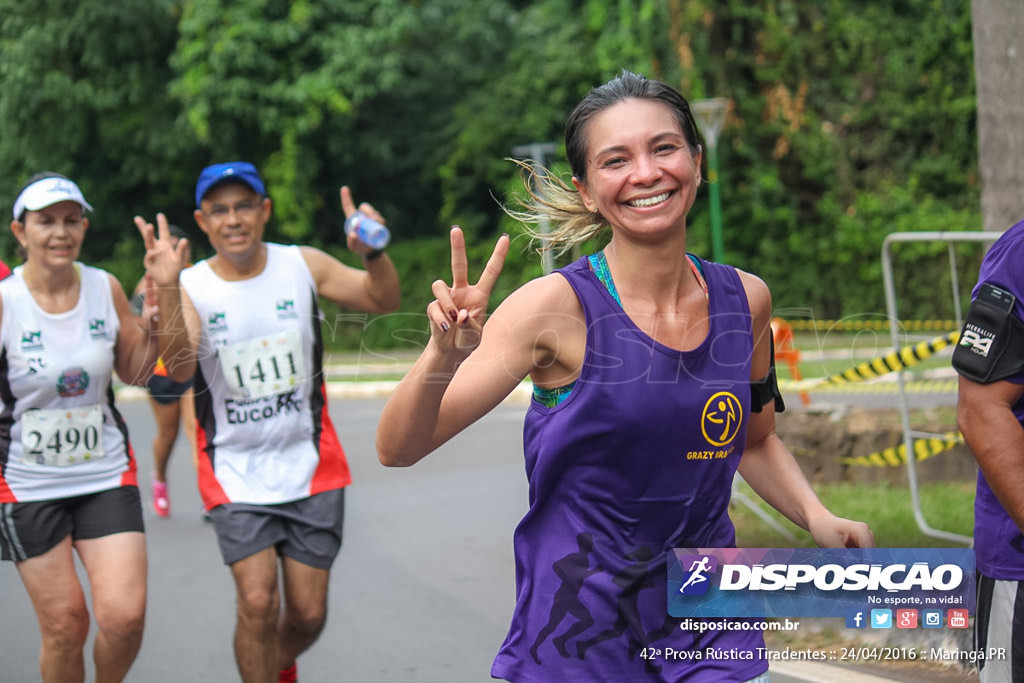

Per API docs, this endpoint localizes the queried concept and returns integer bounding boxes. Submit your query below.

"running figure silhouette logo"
[678,555,717,596]
[700,391,742,446]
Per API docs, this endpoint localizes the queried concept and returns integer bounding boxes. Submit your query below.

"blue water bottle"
[344,211,390,249]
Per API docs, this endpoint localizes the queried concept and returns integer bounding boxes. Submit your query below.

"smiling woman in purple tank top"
[377,71,874,683]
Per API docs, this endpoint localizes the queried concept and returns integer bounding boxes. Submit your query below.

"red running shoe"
[278,662,297,683]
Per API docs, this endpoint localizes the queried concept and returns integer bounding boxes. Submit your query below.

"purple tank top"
[491,256,767,682]
[971,219,1024,580]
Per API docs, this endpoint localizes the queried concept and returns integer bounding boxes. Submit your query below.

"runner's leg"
[76,531,147,683]
[231,546,281,683]
[278,556,330,668]
[180,387,199,470]
[150,396,181,483]
[16,535,90,683]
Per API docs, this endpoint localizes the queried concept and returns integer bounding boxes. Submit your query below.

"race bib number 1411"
[218,329,306,400]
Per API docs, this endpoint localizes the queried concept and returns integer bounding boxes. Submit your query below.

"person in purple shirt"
[955,217,1024,683]
[377,71,873,682]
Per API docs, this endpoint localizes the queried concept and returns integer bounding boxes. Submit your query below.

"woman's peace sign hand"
[428,227,509,356]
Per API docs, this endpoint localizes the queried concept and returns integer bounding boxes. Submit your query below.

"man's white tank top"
[0,264,135,502]
[180,243,350,508]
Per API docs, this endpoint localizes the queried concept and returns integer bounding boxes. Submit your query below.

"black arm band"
[952,282,1024,383]
[362,249,385,262]
[751,327,786,413]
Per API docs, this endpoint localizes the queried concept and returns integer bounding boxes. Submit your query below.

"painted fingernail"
[449,310,458,321]
[440,321,450,332]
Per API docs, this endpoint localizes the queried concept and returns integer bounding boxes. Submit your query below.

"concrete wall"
[775,408,976,486]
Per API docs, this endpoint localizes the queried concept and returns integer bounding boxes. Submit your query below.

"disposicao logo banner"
[668,548,975,618]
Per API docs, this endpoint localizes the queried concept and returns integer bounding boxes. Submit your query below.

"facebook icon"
[846,610,866,629]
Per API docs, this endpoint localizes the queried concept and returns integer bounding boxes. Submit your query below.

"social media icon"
[948,609,969,629]
[923,610,943,628]
[846,610,866,629]
[871,609,892,628]
[896,609,918,629]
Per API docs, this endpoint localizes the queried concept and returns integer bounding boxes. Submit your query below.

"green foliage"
[0,0,199,271]
[437,0,684,240]
[172,0,417,240]
[733,480,974,549]
[332,0,525,244]
[690,0,979,318]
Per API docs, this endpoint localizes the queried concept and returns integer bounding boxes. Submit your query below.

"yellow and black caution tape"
[823,331,959,385]
[781,379,958,394]
[788,320,958,332]
[776,331,959,393]
[839,433,964,467]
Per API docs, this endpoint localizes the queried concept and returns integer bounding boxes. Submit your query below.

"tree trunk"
[972,0,1024,232]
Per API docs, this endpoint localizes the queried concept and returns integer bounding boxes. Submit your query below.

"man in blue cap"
[180,161,400,682]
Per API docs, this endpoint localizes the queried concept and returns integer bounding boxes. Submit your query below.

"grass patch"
[732,479,974,548]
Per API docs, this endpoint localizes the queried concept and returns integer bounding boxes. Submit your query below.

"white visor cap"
[13,177,93,220]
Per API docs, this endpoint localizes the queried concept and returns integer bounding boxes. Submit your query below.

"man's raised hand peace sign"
[134,212,189,289]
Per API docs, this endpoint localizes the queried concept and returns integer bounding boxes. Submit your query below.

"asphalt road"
[0,394,973,682]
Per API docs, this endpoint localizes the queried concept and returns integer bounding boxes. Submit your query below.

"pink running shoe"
[151,475,170,517]
[278,662,297,682]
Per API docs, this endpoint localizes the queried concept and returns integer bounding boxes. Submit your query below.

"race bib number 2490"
[21,405,104,467]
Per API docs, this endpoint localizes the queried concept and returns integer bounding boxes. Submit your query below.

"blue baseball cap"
[195,161,266,207]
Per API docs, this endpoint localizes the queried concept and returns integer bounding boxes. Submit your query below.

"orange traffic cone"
[770,317,810,406]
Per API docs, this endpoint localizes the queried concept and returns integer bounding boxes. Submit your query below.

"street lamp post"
[691,98,729,263]
[512,142,557,273]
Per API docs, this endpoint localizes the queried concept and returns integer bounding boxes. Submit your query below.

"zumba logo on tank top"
[696,390,743,452]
